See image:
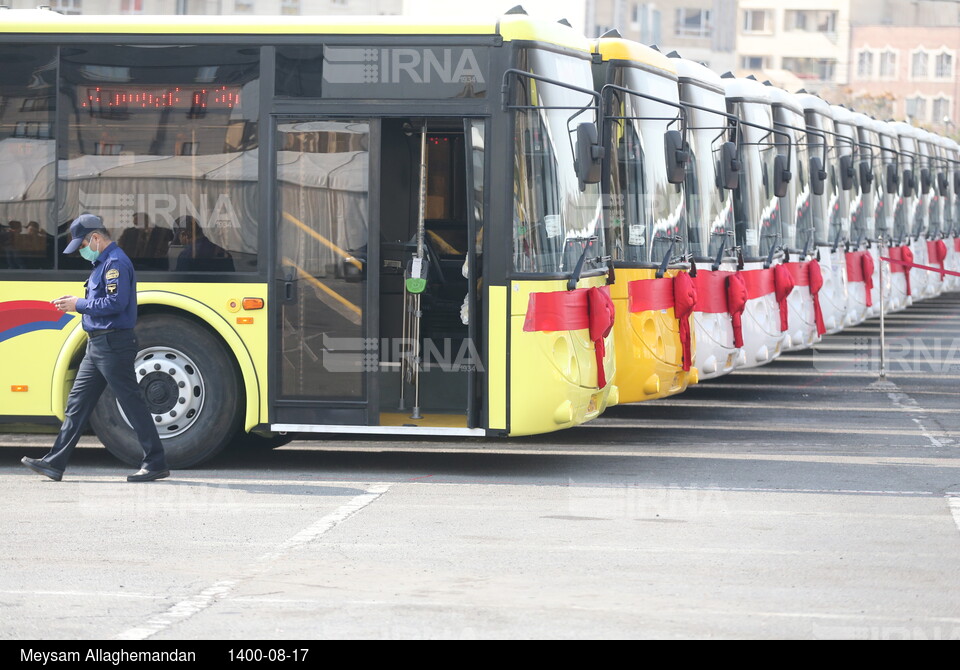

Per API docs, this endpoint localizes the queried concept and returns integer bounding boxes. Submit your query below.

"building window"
[675,8,711,38]
[742,9,772,34]
[741,55,768,70]
[781,57,837,82]
[855,50,874,79]
[879,50,897,79]
[932,96,951,124]
[633,4,662,45]
[50,0,82,14]
[905,95,927,121]
[784,10,837,34]
[911,50,929,79]
[935,51,954,79]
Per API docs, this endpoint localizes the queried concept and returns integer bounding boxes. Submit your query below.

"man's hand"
[52,296,79,313]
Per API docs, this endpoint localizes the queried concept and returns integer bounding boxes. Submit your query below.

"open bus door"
[271,116,485,435]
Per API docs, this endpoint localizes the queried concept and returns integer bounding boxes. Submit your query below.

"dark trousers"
[41,329,166,472]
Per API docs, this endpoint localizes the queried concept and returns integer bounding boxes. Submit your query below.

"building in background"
[7,0,959,133]
[3,0,403,15]
[734,1,851,91]
[585,0,737,72]
[845,0,960,134]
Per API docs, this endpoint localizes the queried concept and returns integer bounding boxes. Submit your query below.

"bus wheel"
[90,314,243,469]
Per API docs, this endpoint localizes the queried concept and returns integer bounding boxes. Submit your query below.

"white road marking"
[636,399,957,414]
[594,420,941,438]
[114,482,393,640]
[885,387,955,448]
[949,497,960,535]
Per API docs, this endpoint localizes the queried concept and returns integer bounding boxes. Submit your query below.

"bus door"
[272,116,484,431]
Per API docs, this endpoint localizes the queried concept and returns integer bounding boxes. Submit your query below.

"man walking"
[21,214,169,482]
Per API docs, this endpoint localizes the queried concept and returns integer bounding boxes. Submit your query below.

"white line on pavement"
[949,497,960,535]
[114,482,393,641]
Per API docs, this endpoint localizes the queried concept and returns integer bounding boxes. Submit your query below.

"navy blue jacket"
[74,242,138,332]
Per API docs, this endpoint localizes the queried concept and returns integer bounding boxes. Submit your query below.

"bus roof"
[0,8,591,51]
[593,38,676,76]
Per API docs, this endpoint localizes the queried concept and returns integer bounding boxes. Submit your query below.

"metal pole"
[410,121,428,420]
[878,236,886,380]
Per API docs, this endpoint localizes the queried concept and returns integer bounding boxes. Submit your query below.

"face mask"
[79,236,101,263]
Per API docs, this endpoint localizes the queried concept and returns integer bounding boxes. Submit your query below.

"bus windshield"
[604,67,685,266]
[512,49,603,274]
[859,127,885,240]
[774,105,811,254]
[732,100,780,259]
[834,120,860,245]
[806,111,842,246]
[681,83,735,260]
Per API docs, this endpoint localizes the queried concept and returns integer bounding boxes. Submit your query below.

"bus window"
[511,49,603,275]
[58,44,260,273]
[0,45,57,271]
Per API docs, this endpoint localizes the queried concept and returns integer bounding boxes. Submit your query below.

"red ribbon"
[784,261,810,287]
[861,253,875,307]
[881,254,960,279]
[673,273,697,372]
[587,286,616,388]
[886,246,914,295]
[927,239,948,281]
[692,270,732,314]
[626,273,698,372]
[773,265,796,332]
[902,246,914,296]
[523,286,615,389]
[726,273,748,348]
[846,251,874,307]
[807,261,827,336]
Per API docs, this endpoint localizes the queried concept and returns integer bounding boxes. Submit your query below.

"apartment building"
[850,25,959,131]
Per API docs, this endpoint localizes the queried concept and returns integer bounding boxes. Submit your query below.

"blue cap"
[63,213,104,254]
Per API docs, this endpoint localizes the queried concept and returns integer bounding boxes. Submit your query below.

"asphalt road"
[2,294,959,640]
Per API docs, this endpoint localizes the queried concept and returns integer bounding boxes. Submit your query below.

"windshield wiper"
[567,236,601,290]
[655,236,682,279]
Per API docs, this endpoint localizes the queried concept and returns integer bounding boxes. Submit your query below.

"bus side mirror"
[719,141,740,190]
[920,167,932,194]
[839,154,854,191]
[886,163,899,194]
[810,156,827,196]
[902,169,915,197]
[664,129,689,185]
[575,122,604,188]
[937,171,948,195]
[774,154,791,198]
[859,160,874,188]
[954,170,960,195]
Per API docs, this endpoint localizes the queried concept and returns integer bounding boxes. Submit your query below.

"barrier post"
[878,236,886,380]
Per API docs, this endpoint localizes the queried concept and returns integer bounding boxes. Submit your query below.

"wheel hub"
[118,346,206,438]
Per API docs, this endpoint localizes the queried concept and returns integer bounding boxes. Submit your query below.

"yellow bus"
[0,7,615,467]
[592,37,698,403]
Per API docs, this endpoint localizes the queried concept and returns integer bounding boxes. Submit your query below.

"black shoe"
[21,457,63,482]
[126,469,170,483]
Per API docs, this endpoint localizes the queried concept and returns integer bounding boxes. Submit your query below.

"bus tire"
[90,313,243,469]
